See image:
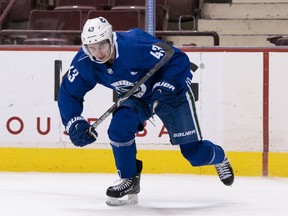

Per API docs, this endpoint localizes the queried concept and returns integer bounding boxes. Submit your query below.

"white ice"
[0,172,287,216]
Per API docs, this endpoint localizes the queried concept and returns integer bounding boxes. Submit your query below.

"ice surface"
[0,172,287,216]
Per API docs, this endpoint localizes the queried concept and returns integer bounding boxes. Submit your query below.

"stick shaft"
[92,43,174,129]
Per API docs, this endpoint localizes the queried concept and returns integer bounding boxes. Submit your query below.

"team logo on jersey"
[111,80,146,98]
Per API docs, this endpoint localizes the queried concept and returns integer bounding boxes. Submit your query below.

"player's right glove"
[66,116,97,147]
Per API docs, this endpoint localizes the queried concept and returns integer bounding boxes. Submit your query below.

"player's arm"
[150,50,191,114]
[131,38,182,114]
[58,65,98,147]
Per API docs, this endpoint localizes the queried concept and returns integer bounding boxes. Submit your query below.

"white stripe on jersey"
[185,88,202,141]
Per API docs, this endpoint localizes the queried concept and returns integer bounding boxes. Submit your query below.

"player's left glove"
[66,116,98,147]
[150,84,178,115]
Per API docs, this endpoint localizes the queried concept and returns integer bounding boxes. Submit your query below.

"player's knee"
[180,141,204,166]
[108,107,138,142]
[108,123,134,143]
[180,140,224,166]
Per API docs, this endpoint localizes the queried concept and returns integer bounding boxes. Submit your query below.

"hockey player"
[58,17,234,206]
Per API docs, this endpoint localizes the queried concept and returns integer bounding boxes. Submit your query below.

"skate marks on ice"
[0,173,288,216]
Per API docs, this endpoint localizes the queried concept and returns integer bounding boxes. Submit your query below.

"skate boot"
[106,160,142,206]
[215,157,234,186]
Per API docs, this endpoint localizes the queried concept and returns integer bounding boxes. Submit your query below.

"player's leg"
[180,140,225,166]
[181,90,234,186]
[106,102,148,206]
[155,90,234,186]
[180,140,234,186]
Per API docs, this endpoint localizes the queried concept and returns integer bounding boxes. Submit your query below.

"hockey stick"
[89,42,174,130]
[190,62,198,72]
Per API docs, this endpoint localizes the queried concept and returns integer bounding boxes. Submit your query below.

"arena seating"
[1,0,32,29]
[54,5,96,27]
[0,0,200,45]
[110,0,168,31]
[23,10,82,45]
[88,10,142,31]
[165,0,197,30]
[54,0,111,10]
[53,0,112,27]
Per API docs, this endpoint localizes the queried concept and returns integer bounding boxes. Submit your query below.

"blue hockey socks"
[111,141,137,178]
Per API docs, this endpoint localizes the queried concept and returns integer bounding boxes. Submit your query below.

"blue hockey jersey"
[58,28,192,126]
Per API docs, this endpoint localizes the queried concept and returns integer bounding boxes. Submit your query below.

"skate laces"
[215,158,232,180]
[112,178,133,191]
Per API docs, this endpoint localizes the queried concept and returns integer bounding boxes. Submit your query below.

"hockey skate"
[215,157,234,186]
[106,160,142,206]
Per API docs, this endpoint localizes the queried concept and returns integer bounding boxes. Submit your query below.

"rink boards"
[0,46,287,177]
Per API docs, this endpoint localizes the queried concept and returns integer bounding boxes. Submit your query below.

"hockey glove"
[66,116,98,147]
[150,88,178,115]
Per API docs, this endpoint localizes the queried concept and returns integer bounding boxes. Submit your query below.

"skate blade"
[106,194,138,206]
